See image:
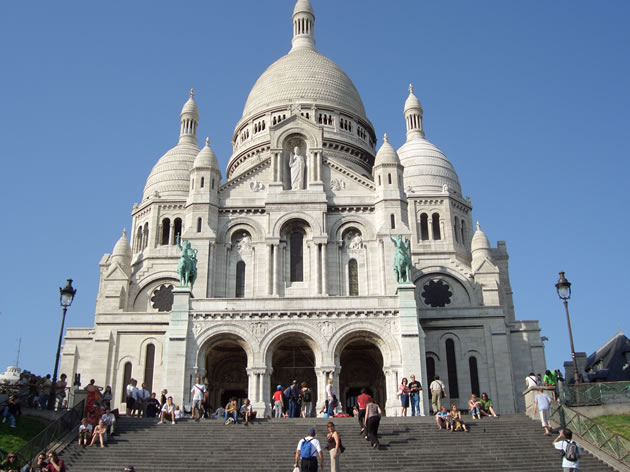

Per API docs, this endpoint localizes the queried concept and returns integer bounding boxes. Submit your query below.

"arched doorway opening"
[338,336,386,415]
[269,334,318,416]
[204,336,249,409]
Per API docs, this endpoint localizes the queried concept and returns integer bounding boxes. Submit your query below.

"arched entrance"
[269,334,318,416]
[204,335,249,409]
[338,338,386,414]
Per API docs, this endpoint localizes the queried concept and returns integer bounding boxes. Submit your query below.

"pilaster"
[163,288,191,406]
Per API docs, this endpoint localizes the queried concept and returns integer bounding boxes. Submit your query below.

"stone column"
[379,239,387,295]
[315,368,331,412]
[314,242,321,295]
[321,243,328,295]
[206,242,214,298]
[267,244,273,295]
[272,243,279,296]
[169,223,176,245]
[261,368,272,418]
[384,368,399,416]
[163,288,191,407]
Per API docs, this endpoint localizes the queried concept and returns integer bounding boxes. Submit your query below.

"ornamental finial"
[384,133,389,143]
[190,88,194,98]
[205,137,210,146]
[409,83,414,94]
[122,228,127,238]
[476,221,481,231]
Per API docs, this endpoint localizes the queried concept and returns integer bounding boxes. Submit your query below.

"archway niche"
[269,334,317,416]
[204,335,249,409]
[338,336,386,414]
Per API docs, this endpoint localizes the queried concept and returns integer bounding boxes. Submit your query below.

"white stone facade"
[60,0,545,417]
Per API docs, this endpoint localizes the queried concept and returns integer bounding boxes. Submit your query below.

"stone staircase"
[59,415,616,471]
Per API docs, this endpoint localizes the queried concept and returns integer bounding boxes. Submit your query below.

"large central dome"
[241,47,367,121]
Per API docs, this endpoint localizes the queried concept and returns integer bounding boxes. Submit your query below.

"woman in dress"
[85,379,103,414]
[364,398,382,448]
[398,377,410,416]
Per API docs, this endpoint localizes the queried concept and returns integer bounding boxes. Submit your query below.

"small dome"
[181,89,199,119]
[471,222,491,254]
[293,0,314,16]
[112,229,132,262]
[398,136,462,195]
[143,142,199,201]
[404,84,423,113]
[374,134,400,166]
[193,138,219,169]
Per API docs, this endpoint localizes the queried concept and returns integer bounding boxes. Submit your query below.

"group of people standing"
[273,380,315,418]
[398,374,447,415]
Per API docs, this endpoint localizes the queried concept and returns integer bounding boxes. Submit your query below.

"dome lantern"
[179,88,199,145]
[291,0,316,51]
[404,84,424,139]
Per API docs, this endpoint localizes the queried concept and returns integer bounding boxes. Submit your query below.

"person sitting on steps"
[158,396,177,425]
[224,397,238,425]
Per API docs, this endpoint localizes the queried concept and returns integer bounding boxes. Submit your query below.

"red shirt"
[273,390,283,402]
[357,393,372,409]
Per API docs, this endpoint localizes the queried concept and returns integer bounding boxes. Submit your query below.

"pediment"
[105,262,130,280]
[220,157,271,198]
[473,257,499,274]
[322,158,376,196]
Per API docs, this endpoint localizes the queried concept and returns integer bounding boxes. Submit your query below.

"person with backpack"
[301,382,313,418]
[294,427,324,471]
[553,428,581,470]
[285,380,301,418]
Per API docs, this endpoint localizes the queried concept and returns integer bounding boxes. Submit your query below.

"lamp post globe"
[47,279,77,410]
[555,272,579,384]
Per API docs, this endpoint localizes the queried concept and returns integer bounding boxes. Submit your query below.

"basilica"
[60,0,546,416]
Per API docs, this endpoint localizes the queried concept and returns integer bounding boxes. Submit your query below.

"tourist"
[448,404,469,432]
[1,451,19,471]
[525,372,538,389]
[22,452,48,471]
[285,380,300,418]
[191,376,206,421]
[85,379,103,414]
[240,398,254,425]
[102,386,113,410]
[429,376,446,414]
[210,405,225,419]
[125,379,136,417]
[2,395,21,428]
[174,406,183,421]
[101,407,116,435]
[543,369,556,387]
[294,427,324,472]
[38,375,52,410]
[364,398,382,448]
[300,382,313,418]
[356,388,371,434]
[89,419,108,448]
[78,418,92,447]
[45,451,66,472]
[273,385,284,418]
[435,406,449,430]
[138,383,150,417]
[326,422,342,472]
[537,373,543,386]
[552,428,581,470]
[479,393,498,417]
[408,375,422,416]
[326,379,335,416]
[158,396,177,425]
[224,397,239,424]
[55,374,68,410]
[533,388,553,435]
[468,394,482,419]
[145,392,161,418]
[87,404,102,426]
[398,377,410,416]
[159,389,168,408]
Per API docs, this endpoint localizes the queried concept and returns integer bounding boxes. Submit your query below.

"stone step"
[59,415,616,471]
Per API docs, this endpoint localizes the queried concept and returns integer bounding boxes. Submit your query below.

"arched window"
[446,339,459,398]
[426,356,436,384]
[453,218,459,243]
[378,175,382,186]
[136,226,143,252]
[388,173,392,185]
[197,218,202,233]
[173,218,183,245]
[390,214,396,230]
[121,362,132,402]
[201,177,205,188]
[469,356,480,396]
[144,344,155,392]
[236,261,246,298]
[420,213,429,240]
[143,223,149,250]
[290,232,304,282]
[212,178,215,189]
[161,218,170,245]
[432,213,441,240]
[460,220,465,245]
[348,259,359,296]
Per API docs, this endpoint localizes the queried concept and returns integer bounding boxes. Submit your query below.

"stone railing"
[550,402,630,468]
[561,381,630,407]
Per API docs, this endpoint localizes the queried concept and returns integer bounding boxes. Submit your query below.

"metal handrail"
[561,381,630,407]
[551,403,630,466]
[12,399,85,469]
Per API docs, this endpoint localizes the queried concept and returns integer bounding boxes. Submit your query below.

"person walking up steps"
[294,427,324,471]
[429,376,446,414]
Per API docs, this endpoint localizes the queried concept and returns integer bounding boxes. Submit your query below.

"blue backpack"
[300,438,313,459]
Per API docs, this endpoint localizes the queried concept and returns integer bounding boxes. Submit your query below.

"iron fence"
[13,399,85,469]
[561,381,630,406]
[551,403,630,466]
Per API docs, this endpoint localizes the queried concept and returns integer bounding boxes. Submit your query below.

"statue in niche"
[236,233,252,252]
[346,232,363,250]
[176,235,198,289]
[389,234,413,284]
[289,146,306,190]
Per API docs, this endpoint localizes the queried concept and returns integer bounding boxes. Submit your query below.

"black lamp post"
[555,272,580,384]
[47,279,77,410]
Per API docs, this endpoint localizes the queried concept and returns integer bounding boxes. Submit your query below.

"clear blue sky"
[0,1,627,381]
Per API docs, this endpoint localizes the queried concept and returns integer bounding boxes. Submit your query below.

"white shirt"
[430,380,445,393]
[240,404,252,414]
[191,383,206,401]
[101,413,116,426]
[554,440,580,469]
[162,402,176,414]
[525,375,538,389]
[296,436,321,458]
[79,423,92,433]
[326,383,335,399]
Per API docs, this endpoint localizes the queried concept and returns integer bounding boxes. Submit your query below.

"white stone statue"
[289,146,306,190]
[348,233,363,250]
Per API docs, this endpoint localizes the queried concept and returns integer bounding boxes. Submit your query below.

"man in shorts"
[533,388,553,435]
[191,376,206,421]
